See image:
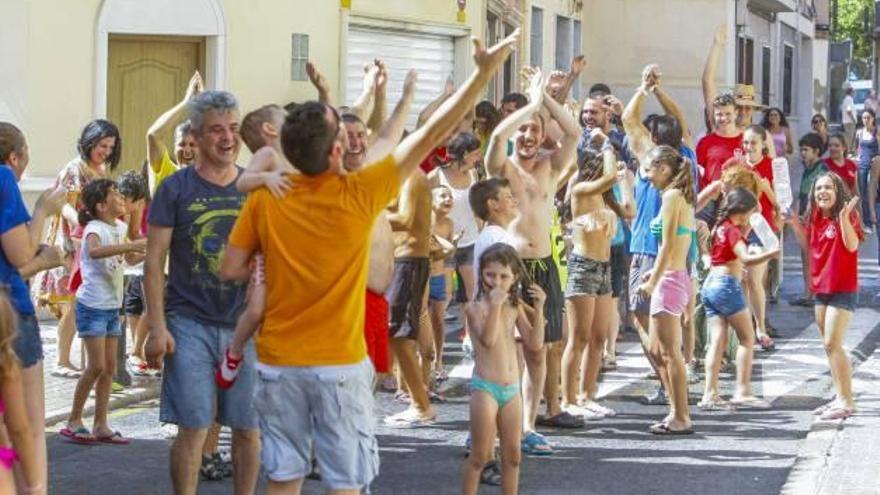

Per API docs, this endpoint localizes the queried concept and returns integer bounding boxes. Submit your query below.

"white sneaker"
[685,361,700,384]
[580,400,617,417]
[564,404,605,421]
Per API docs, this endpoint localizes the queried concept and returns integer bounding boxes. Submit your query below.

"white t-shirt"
[472,224,515,296]
[842,95,856,124]
[77,219,128,309]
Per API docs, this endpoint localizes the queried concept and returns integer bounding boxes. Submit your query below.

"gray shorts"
[628,253,657,315]
[255,358,379,491]
[566,254,612,297]
[159,313,258,429]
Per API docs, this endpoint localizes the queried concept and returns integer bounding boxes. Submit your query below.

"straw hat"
[733,84,765,109]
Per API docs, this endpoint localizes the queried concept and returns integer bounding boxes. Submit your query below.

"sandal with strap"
[757,334,776,352]
[819,407,854,421]
[480,461,502,486]
[521,431,553,456]
[200,455,224,482]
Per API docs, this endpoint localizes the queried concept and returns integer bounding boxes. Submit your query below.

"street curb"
[779,320,880,495]
[44,382,161,427]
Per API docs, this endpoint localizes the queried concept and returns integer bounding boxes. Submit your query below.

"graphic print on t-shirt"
[185,195,244,292]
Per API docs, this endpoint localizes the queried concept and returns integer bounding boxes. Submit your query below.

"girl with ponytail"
[699,187,779,411]
[637,145,696,434]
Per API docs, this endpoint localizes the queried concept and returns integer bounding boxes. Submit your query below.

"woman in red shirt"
[823,133,858,194]
[699,188,779,410]
[742,126,780,350]
[787,173,863,420]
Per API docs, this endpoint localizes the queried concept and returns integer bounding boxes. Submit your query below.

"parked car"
[850,80,873,115]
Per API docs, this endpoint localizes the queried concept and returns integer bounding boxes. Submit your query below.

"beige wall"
[582,0,731,139]
[13,0,486,196]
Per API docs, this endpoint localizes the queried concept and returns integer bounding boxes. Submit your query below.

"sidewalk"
[781,332,880,495]
[38,319,160,426]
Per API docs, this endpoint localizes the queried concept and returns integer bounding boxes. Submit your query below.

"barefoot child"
[428,185,460,386]
[0,294,40,493]
[61,179,146,444]
[787,173,863,420]
[462,243,545,495]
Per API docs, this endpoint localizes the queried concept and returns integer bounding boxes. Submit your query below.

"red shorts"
[365,290,390,373]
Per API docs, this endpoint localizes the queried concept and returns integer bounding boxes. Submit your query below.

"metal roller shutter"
[346,26,455,129]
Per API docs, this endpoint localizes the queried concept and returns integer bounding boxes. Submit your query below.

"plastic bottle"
[749,213,779,251]
[771,157,793,210]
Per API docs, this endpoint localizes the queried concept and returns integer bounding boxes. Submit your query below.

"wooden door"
[107,35,205,174]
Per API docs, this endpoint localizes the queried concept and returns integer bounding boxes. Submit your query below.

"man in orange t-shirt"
[219,32,519,494]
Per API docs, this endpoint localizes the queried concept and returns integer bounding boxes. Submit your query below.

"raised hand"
[714,24,727,46]
[444,74,455,96]
[306,61,331,95]
[641,64,660,92]
[526,68,544,104]
[403,69,418,95]
[184,71,203,101]
[520,65,539,93]
[840,196,859,224]
[569,55,586,77]
[546,70,567,97]
[604,95,624,115]
[374,59,389,91]
[363,63,379,91]
[472,29,520,75]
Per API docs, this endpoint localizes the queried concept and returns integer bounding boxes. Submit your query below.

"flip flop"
[521,431,553,456]
[95,431,130,445]
[537,411,585,428]
[480,461,502,486]
[59,426,96,444]
[698,398,736,411]
[819,407,854,421]
[649,422,694,436]
[731,397,771,409]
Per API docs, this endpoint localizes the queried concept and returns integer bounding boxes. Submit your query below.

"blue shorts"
[255,358,378,490]
[816,292,857,312]
[12,314,42,368]
[700,273,747,318]
[159,313,258,430]
[75,301,122,338]
[428,274,446,302]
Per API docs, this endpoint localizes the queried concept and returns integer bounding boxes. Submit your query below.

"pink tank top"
[772,130,787,156]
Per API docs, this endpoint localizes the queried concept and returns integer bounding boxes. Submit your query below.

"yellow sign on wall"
[341,0,351,9]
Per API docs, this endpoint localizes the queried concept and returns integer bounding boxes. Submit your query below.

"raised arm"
[366,70,416,163]
[347,64,379,123]
[366,60,388,138]
[306,61,333,105]
[394,31,520,180]
[571,147,618,197]
[543,86,582,175]
[652,66,693,148]
[702,25,726,132]
[386,177,418,231]
[621,86,654,167]
[839,197,861,252]
[551,55,585,104]
[147,72,202,171]
[486,68,543,177]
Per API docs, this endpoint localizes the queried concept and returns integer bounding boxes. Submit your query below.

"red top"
[696,132,743,189]
[823,157,858,193]
[809,209,864,294]
[419,147,448,174]
[710,218,744,265]
[748,156,779,233]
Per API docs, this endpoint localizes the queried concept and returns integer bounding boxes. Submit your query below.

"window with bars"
[737,36,754,85]
[291,33,309,81]
[783,44,793,115]
[761,46,771,106]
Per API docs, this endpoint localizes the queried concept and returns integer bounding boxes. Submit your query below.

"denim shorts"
[255,358,378,491]
[629,253,656,315]
[816,292,857,312]
[428,274,446,302]
[159,313,258,430]
[12,314,42,368]
[75,301,122,338]
[700,273,747,318]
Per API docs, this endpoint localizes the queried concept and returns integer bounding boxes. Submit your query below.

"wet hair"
[745,125,770,155]
[241,104,283,153]
[469,177,510,222]
[77,119,122,171]
[712,93,736,109]
[446,132,481,163]
[646,114,683,148]
[827,133,848,155]
[647,145,695,205]
[569,149,627,218]
[476,243,524,306]
[804,173,859,228]
[281,101,339,176]
[589,83,612,97]
[78,178,118,226]
[798,132,824,153]
[188,90,239,134]
[760,107,789,129]
[474,100,500,135]
[0,291,19,379]
[0,122,26,163]
[117,170,147,202]
[715,186,758,227]
[721,163,760,198]
[501,92,528,109]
